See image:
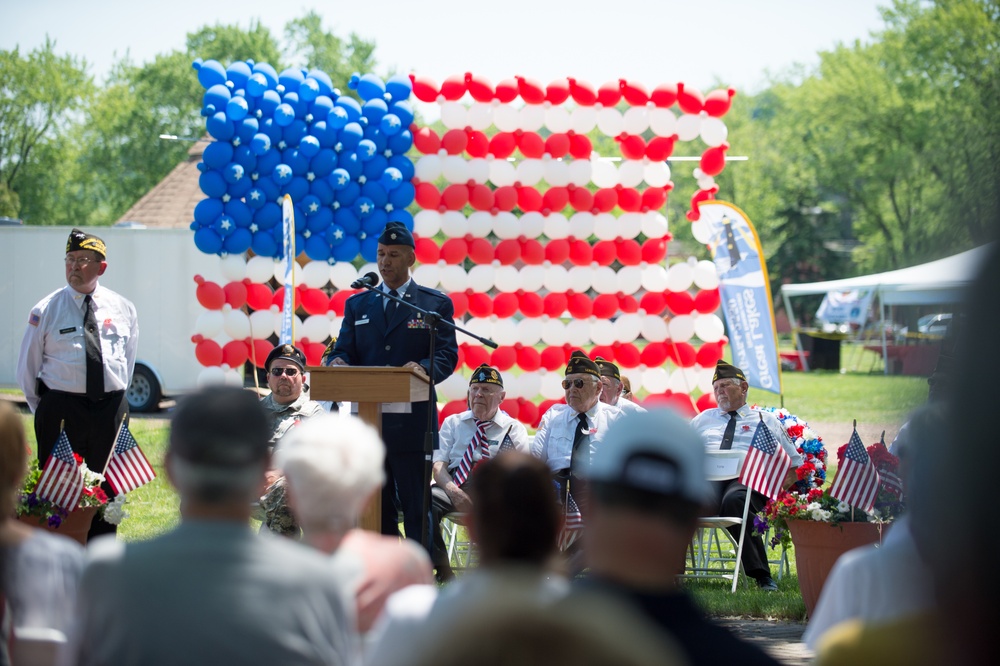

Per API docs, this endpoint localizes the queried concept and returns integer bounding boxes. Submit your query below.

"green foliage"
[284,11,376,101]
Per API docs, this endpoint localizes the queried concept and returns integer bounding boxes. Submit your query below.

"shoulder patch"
[28,312,40,326]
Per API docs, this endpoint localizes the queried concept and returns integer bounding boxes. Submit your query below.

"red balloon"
[544,238,570,264]
[597,81,622,106]
[620,79,649,105]
[546,79,571,104]
[245,282,273,311]
[493,186,518,211]
[642,187,668,211]
[696,341,723,367]
[450,292,469,318]
[616,239,642,266]
[462,343,490,370]
[329,289,353,315]
[465,73,494,102]
[414,181,441,209]
[489,132,517,159]
[495,239,521,264]
[414,236,440,263]
[466,130,489,158]
[617,187,642,212]
[618,135,646,160]
[618,294,639,313]
[518,291,544,317]
[491,345,517,370]
[441,184,470,210]
[517,76,546,104]
[666,291,695,315]
[516,346,541,371]
[567,292,593,318]
[300,287,330,316]
[543,292,568,318]
[568,239,592,266]
[467,292,493,318]
[468,237,493,264]
[568,78,598,106]
[663,392,697,418]
[517,187,542,212]
[704,88,736,117]
[567,133,593,160]
[412,126,440,154]
[454,346,465,372]
[440,238,468,264]
[195,338,223,367]
[696,392,718,413]
[592,189,617,213]
[494,78,519,103]
[687,187,719,221]
[222,340,249,368]
[441,129,468,155]
[499,398,520,419]
[542,187,569,213]
[439,74,466,101]
[223,281,248,309]
[521,239,545,265]
[568,185,594,211]
[517,132,544,159]
[271,286,287,309]
[676,82,704,114]
[592,294,618,319]
[675,342,697,368]
[642,237,669,263]
[544,133,570,159]
[410,74,439,103]
[590,345,614,362]
[493,293,519,318]
[650,83,678,108]
[615,343,641,368]
[195,276,225,310]
[640,341,668,367]
[694,288,721,313]
[640,292,667,315]
[249,338,273,368]
[540,347,566,371]
[645,136,677,162]
[592,240,617,266]
[303,342,326,367]
[439,399,466,427]
[516,398,539,426]
[469,183,494,211]
[700,143,729,177]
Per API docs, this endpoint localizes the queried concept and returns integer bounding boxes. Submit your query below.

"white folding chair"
[441,512,476,570]
[681,450,752,593]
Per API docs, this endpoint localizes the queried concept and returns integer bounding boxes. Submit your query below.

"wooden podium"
[307,366,430,532]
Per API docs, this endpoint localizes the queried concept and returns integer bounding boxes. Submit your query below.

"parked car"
[918,313,952,337]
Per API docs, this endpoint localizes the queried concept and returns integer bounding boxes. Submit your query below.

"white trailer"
[0,226,222,411]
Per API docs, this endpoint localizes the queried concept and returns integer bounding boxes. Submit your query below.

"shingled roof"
[115,138,210,228]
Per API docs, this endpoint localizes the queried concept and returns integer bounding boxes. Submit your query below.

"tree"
[284,11,376,98]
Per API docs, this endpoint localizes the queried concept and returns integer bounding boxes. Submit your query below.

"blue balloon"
[259,90,281,116]
[299,78,320,102]
[310,149,337,178]
[278,68,304,93]
[251,132,271,156]
[362,155,389,181]
[329,168,351,191]
[335,96,362,122]
[206,112,235,141]
[361,98,388,125]
[236,117,259,143]
[350,73,386,102]
[254,202,282,230]
[282,176,309,202]
[363,126,388,155]
[360,235,379,262]
[312,121,338,148]
[389,181,415,209]
[325,224,347,246]
[332,235,361,262]
[300,194,322,216]
[272,163,294,185]
[387,208,414,227]
[246,72,269,98]
[380,113,403,136]
[336,181,361,208]
[226,97,249,121]
[362,180,389,208]
[380,166,404,191]
[306,206,333,231]
[307,69,334,97]
[233,145,257,171]
[298,135,320,158]
[255,175,280,202]
[223,163,245,185]
[310,177,335,205]
[255,149,281,178]
[357,139,377,162]
[224,227,253,254]
[275,103,296,127]
[390,100,415,128]
[228,176,253,199]
[282,119,308,147]
[304,233,331,262]
[338,152,362,181]
[334,207,361,235]
[281,148,310,176]
[246,187,267,209]
[388,154,415,182]
[327,106,349,130]
[362,208,388,236]
[194,198,224,226]
[252,62,279,89]
[339,123,363,151]
[386,74,413,103]
[283,91,308,118]
[213,215,236,238]
[251,229,279,257]
[310,95,334,122]
[225,200,253,227]
[194,226,224,254]
[387,129,413,155]
[199,170,227,198]
[203,142,234,170]
[203,84,231,113]
[353,196,375,219]
[194,59,227,89]
[260,117,282,144]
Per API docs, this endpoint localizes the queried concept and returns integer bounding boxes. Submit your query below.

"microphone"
[350,272,380,289]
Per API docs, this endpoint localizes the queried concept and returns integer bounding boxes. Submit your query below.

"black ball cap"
[265,343,306,371]
[169,386,269,467]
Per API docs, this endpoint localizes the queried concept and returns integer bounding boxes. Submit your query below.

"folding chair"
[440,512,476,570]
[681,450,752,593]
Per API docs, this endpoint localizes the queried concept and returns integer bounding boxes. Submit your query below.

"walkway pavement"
[718,619,813,665]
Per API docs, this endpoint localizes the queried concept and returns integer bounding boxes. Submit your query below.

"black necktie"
[570,412,590,474]
[384,289,399,323]
[83,295,105,400]
[719,411,738,450]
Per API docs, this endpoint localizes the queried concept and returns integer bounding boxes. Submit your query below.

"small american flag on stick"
[104,421,156,494]
[738,414,792,500]
[830,423,881,512]
[558,489,584,551]
[35,429,84,511]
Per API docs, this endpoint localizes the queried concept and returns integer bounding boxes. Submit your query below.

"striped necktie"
[452,419,489,487]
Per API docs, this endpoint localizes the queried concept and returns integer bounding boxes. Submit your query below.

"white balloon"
[516,317,543,345]
[591,159,618,188]
[696,367,716,393]
[493,104,520,132]
[690,219,715,245]
[544,106,572,133]
[565,319,591,347]
[248,308,277,338]
[329,316,344,337]
[302,261,331,288]
[568,212,595,239]
[467,211,493,238]
[567,265,594,292]
[644,161,672,188]
[542,213,570,240]
[596,107,624,136]
[700,117,728,147]
[438,372,470,401]
[467,264,495,292]
[567,159,593,186]
[492,318,519,345]
[439,265,468,292]
[301,314,331,343]
[413,209,442,238]
[641,212,669,239]
[520,211,545,239]
[457,317,489,346]
[358,262,379,281]
[273,258,302,284]
[618,212,642,239]
[220,254,247,282]
[513,371,541,400]
[519,104,545,132]
[411,263,440,289]
[668,368,698,394]
[622,106,650,135]
[618,160,645,188]
[489,158,517,186]
[543,265,570,292]
[516,159,544,186]
[467,102,493,130]
[593,213,618,241]
[641,367,671,393]
[590,318,617,345]
[198,366,228,388]
[693,313,725,342]
[414,154,442,182]
[223,309,251,340]
[665,262,695,292]
[543,159,570,187]
[246,255,275,284]
[494,265,520,292]
[649,108,677,137]
[440,101,467,129]
[467,158,490,184]
[329,261,360,290]
[442,155,469,183]
[641,265,670,292]
[675,114,702,142]
[592,266,618,294]
[223,368,244,386]
[668,315,695,342]
[693,260,720,290]
[440,211,467,238]
[540,372,565,400]
[541,319,568,346]
[696,175,717,191]
[617,266,643,294]
[641,314,669,341]
[195,310,225,338]
[492,212,520,239]
[519,265,546,292]
[614,313,643,342]
[569,106,597,134]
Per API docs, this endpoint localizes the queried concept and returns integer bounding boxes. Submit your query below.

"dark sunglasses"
[561,378,589,390]
[269,367,300,377]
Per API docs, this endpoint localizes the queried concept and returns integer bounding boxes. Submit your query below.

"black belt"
[39,380,124,402]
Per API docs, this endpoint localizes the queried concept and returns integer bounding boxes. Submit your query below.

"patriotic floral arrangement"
[17,456,128,528]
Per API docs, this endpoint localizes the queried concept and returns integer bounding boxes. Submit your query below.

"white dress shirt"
[17,283,138,411]
[613,397,646,414]
[690,403,803,467]
[434,408,530,468]
[531,401,623,472]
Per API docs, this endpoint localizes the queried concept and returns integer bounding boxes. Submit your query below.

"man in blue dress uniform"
[326,222,458,545]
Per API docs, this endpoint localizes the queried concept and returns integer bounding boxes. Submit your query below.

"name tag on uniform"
[355,317,370,326]
[59,326,77,334]
[706,456,740,477]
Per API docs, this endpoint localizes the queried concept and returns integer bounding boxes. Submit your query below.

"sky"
[3,0,890,96]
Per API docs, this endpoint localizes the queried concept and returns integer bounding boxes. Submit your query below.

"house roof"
[115,138,209,228]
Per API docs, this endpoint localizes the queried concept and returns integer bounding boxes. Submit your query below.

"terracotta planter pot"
[17,506,98,545]
[788,519,883,616]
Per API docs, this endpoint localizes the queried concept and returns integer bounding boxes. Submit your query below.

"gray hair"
[167,456,265,504]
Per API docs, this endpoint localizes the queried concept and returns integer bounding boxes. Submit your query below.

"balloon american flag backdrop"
[186,59,738,426]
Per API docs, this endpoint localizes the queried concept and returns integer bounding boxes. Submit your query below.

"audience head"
[265,344,308,405]
[562,351,602,414]
[467,364,505,421]
[596,357,623,406]
[0,401,28,516]
[167,386,269,506]
[621,375,634,401]
[276,414,385,533]
[711,360,748,411]
[468,452,559,567]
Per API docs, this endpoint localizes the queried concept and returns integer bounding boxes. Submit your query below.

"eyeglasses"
[269,367,301,377]
[561,378,592,390]
[65,256,99,268]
